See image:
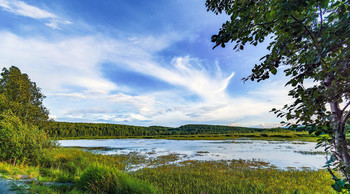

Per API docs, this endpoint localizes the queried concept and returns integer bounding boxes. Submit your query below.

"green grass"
[0,147,344,193]
[135,160,338,194]
[78,164,155,193]
[0,148,155,193]
[0,162,40,179]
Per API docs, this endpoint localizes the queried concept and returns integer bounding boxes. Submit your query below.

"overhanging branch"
[290,15,316,43]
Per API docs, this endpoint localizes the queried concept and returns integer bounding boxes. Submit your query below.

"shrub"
[79,164,155,193]
[0,111,54,165]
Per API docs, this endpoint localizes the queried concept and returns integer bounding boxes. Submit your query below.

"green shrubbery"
[0,111,53,165]
[79,164,155,194]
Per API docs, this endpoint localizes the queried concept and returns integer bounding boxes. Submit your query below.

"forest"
[39,121,302,138]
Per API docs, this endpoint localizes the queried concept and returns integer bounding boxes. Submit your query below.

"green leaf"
[344,184,350,190]
[332,184,342,192]
[271,67,277,75]
[323,154,335,167]
[332,180,346,192]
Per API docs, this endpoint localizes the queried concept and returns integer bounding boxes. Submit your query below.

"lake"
[58,139,326,169]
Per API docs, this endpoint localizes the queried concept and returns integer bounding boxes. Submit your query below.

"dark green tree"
[206,0,350,191]
[0,66,49,124]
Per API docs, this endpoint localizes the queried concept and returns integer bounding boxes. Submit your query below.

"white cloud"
[108,55,234,101]
[0,0,55,18]
[0,31,288,127]
[0,32,117,94]
[229,121,281,129]
[129,33,183,53]
[45,18,72,30]
[0,0,71,29]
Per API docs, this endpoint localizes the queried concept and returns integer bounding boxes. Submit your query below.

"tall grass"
[0,147,342,193]
[0,162,39,179]
[0,148,156,193]
[135,160,336,193]
[79,164,155,193]
[37,147,127,183]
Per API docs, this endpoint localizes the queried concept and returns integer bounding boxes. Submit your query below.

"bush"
[79,164,155,193]
[0,111,54,165]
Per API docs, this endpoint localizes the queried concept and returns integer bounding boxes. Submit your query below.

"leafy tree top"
[206,0,350,128]
[0,66,49,124]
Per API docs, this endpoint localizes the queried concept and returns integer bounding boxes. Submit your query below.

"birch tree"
[206,0,350,191]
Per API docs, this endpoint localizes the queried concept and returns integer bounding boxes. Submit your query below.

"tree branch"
[319,4,323,35]
[342,101,350,124]
[290,15,316,43]
[342,101,350,114]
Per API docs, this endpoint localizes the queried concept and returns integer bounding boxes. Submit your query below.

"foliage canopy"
[0,66,52,164]
[0,66,49,125]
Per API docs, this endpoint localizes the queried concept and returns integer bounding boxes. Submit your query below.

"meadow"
[0,147,342,193]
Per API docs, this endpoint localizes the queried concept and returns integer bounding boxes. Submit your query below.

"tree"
[0,66,53,165]
[206,0,350,191]
[0,110,52,165]
[0,66,49,124]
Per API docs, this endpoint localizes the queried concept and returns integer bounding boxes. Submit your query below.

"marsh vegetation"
[0,147,338,193]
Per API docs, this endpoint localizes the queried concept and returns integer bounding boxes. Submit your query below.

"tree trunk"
[330,101,350,180]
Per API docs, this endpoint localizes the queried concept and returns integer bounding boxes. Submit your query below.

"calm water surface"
[58,139,326,169]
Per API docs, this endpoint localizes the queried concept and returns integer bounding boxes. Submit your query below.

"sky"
[0,0,294,128]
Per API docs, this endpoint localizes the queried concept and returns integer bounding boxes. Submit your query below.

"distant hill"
[39,121,304,139]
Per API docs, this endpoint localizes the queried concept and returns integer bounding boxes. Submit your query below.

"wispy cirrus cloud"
[0,0,71,29]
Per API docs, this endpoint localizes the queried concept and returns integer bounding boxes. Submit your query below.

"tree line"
[39,121,297,138]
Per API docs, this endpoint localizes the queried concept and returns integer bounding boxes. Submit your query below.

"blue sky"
[0,0,292,127]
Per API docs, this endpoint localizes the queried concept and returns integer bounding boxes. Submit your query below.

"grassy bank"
[58,131,318,142]
[0,147,342,193]
[0,148,155,193]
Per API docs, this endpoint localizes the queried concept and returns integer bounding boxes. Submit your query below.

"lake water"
[58,139,327,169]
